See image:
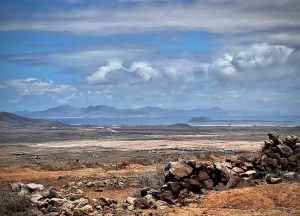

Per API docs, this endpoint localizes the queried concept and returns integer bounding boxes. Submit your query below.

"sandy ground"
[0,164,155,182]
[32,139,262,151]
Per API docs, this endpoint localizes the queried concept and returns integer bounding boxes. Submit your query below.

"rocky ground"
[0,132,300,215]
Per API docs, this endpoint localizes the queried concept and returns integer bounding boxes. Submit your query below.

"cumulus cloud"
[208,54,237,77]
[87,61,161,84]
[203,43,298,85]
[81,44,300,112]
[87,61,124,83]
[232,44,293,69]
[129,62,159,81]
[86,57,207,87]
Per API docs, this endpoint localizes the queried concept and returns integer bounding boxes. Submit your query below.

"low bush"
[137,163,165,190]
[0,192,31,216]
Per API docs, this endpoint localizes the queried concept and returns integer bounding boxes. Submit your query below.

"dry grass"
[0,192,32,216]
[0,166,107,181]
[137,163,165,190]
[202,182,300,209]
[143,183,300,216]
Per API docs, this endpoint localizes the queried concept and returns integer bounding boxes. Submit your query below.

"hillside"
[188,116,212,123]
[0,112,64,128]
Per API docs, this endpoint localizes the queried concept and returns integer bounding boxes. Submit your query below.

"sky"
[0,0,300,113]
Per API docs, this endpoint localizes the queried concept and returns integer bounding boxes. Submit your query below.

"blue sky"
[0,0,300,113]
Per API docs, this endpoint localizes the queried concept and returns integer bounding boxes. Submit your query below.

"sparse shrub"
[0,192,31,216]
[137,163,165,190]
[127,158,153,166]
[116,161,130,170]
[37,161,83,171]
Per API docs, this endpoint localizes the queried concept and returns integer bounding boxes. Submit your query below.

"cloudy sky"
[0,0,300,113]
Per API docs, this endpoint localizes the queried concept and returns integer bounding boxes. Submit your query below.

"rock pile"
[10,181,168,215]
[262,133,300,172]
[11,182,99,215]
[139,133,300,205]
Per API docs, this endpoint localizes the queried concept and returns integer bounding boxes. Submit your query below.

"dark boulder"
[198,171,210,182]
[140,187,150,197]
[182,178,202,192]
[203,178,214,189]
[276,144,293,157]
[268,133,281,145]
[167,181,181,194]
[134,198,151,209]
[158,190,175,204]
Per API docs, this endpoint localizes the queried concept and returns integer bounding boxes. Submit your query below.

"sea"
[49,115,300,126]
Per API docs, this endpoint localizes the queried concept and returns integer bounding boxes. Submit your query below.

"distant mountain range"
[0,112,64,128]
[16,105,228,118]
[16,104,283,119]
[188,117,212,123]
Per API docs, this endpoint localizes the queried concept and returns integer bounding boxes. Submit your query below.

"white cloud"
[157,59,202,83]
[0,0,299,41]
[2,77,76,97]
[203,43,297,84]
[233,43,293,69]
[8,98,19,104]
[164,67,178,78]
[209,54,237,77]
[87,61,124,83]
[129,62,159,81]
[107,95,113,100]
[85,57,208,87]
[88,61,161,84]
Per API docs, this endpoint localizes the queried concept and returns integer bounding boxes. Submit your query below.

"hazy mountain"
[188,117,212,123]
[135,106,171,116]
[17,105,148,118]
[17,105,226,118]
[0,111,64,127]
[16,104,287,120]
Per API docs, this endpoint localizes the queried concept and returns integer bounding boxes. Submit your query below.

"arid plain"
[1,124,300,215]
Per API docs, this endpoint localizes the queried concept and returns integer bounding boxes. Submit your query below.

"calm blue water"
[49,115,300,126]
[51,116,190,125]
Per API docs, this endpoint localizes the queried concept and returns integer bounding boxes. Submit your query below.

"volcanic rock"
[168,161,193,180]
[167,181,181,194]
[198,171,210,181]
[183,178,202,192]
[134,198,150,209]
[214,182,226,191]
[231,167,244,174]
[158,190,175,204]
[239,170,257,178]
[277,144,293,157]
[153,200,168,210]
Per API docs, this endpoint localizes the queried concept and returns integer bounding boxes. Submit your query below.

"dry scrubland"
[0,125,300,215]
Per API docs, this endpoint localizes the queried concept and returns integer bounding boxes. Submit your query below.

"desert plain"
[1,124,300,215]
